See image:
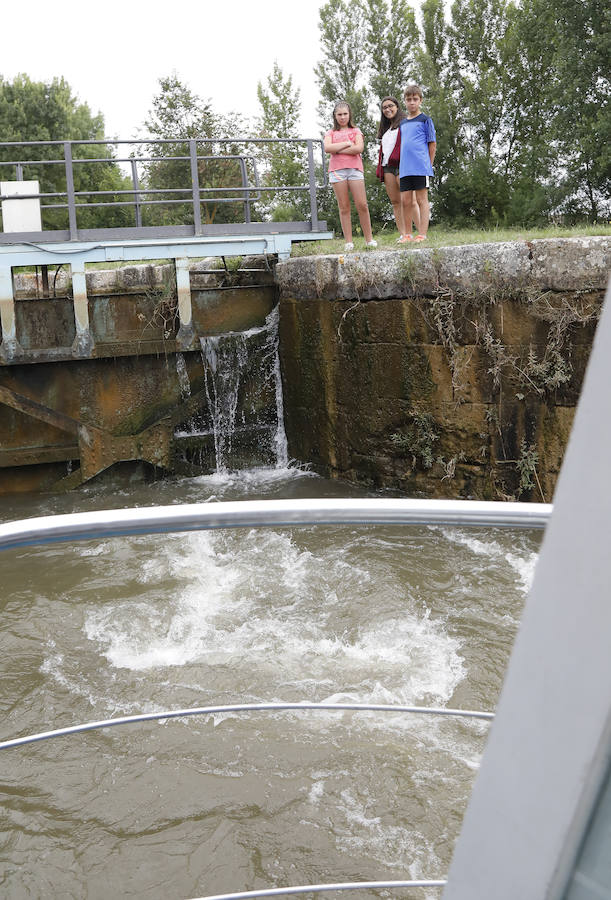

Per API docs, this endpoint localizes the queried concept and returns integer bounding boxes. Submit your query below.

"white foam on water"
[308,779,325,804]
[84,535,244,671]
[40,646,137,715]
[188,462,315,493]
[440,527,538,594]
[81,526,466,724]
[504,549,538,593]
[335,787,440,878]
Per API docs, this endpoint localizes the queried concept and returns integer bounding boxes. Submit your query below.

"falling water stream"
[176,307,287,473]
[0,309,541,899]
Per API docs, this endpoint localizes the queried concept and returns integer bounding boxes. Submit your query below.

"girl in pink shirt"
[323,101,377,252]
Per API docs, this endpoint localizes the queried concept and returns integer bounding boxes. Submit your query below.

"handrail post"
[306,140,319,231]
[130,159,142,228]
[239,156,251,224]
[189,140,203,235]
[64,142,78,240]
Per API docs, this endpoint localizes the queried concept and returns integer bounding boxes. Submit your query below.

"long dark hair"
[332,101,355,130]
[377,96,405,139]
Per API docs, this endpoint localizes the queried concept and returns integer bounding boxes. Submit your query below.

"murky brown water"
[0,467,540,899]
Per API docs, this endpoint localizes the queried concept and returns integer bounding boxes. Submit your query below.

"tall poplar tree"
[315,0,372,135]
[520,0,610,221]
[416,0,464,219]
[255,62,307,220]
[364,0,420,103]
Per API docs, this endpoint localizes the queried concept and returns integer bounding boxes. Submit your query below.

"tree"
[255,62,308,221]
[445,0,522,221]
[142,74,247,226]
[314,0,386,234]
[0,74,131,230]
[313,0,610,229]
[515,0,610,221]
[364,0,420,102]
[315,0,372,135]
[415,0,466,222]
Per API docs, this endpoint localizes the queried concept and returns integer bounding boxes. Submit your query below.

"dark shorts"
[400,175,431,191]
[383,165,399,177]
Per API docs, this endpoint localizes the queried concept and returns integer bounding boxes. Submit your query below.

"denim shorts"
[329,168,365,184]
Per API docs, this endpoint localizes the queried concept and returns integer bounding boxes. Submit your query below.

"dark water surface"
[0,467,540,899]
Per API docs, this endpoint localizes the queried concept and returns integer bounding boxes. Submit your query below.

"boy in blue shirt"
[398,84,436,243]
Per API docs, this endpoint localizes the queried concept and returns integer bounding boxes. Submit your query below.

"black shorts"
[383,164,399,177]
[400,175,431,191]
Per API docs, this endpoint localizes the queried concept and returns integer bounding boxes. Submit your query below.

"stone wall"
[277,238,610,501]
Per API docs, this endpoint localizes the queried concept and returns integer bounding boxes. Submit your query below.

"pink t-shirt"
[325,127,364,172]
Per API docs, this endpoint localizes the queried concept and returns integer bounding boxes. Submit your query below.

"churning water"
[0,466,540,900]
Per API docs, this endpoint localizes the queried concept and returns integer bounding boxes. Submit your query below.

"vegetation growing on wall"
[391,410,439,469]
[406,278,600,499]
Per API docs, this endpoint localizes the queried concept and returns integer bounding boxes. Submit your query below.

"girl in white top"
[377,96,420,240]
[324,101,377,252]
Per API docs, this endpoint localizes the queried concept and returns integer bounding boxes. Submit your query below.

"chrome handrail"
[187,881,448,899]
[0,701,493,751]
[0,497,551,553]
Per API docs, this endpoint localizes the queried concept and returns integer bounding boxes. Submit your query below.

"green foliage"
[311,0,609,228]
[364,0,419,102]
[391,411,440,469]
[316,0,373,138]
[527,0,610,221]
[0,74,132,230]
[255,62,308,221]
[516,439,539,495]
[142,74,246,226]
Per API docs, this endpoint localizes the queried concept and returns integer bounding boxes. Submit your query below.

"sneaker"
[413,234,427,242]
[344,242,354,252]
[398,234,413,244]
[365,240,378,249]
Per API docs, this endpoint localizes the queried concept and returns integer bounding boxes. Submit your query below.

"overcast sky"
[2,0,339,139]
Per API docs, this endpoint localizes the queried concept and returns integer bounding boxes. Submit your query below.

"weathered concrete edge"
[12,238,611,301]
[276,237,611,300]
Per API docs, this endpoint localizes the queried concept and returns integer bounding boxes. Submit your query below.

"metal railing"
[186,881,449,898]
[0,496,549,899]
[0,138,329,241]
[0,701,494,751]
[0,497,551,553]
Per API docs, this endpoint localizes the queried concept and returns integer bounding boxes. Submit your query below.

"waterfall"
[200,305,288,473]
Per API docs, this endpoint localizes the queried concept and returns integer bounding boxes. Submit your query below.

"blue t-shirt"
[399,114,436,178]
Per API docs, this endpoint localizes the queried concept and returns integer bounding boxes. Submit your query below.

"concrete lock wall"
[276,237,610,501]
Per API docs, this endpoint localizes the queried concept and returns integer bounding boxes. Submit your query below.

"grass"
[290,223,611,257]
